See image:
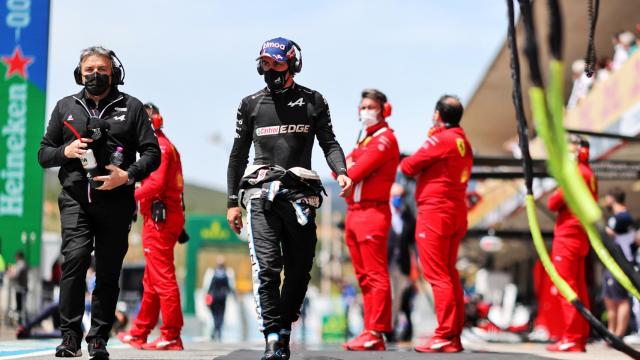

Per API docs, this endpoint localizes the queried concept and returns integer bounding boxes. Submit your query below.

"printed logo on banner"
[1,0,51,266]
[1,47,33,79]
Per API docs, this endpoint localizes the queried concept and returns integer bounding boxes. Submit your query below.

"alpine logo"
[113,115,125,122]
[288,97,305,107]
[256,124,310,136]
[66,115,74,121]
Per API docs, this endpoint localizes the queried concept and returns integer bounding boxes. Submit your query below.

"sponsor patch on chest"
[256,124,310,136]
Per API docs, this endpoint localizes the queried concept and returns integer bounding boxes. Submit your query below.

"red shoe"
[117,331,146,349]
[414,336,463,353]
[142,336,184,351]
[343,331,386,351]
[546,339,586,352]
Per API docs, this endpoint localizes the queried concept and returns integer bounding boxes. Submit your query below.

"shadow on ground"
[215,350,555,360]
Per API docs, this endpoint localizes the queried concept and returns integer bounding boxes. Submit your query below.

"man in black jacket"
[38,46,160,359]
[227,37,352,360]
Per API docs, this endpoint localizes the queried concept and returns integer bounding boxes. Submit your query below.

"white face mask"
[359,109,379,128]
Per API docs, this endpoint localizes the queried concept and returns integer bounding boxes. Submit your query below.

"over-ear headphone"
[383,102,392,118]
[256,40,303,76]
[74,49,126,86]
[287,40,303,75]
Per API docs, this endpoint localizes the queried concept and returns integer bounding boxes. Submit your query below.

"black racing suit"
[38,88,160,343]
[227,84,347,336]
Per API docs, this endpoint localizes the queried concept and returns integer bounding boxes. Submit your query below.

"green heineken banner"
[184,214,245,314]
[0,1,50,266]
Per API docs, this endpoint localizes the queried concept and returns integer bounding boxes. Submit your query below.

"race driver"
[117,103,185,350]
[226,37,352,360]
[400,95,472,353]
[342,89,399,351]
[545,135,597,353]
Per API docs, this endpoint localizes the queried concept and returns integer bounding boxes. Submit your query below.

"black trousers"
[15,290,26,323]
[58,189,135,342]
[210,299,226,339]
[246,198,317,336]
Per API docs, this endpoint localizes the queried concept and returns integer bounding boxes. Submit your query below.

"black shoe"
[55,333,82,357]
[261,338,282,360]
[88,337,109,359]
[279,331,291,360]
[16,325,30,339]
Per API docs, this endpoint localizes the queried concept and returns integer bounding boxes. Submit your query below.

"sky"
[47,0,509,192]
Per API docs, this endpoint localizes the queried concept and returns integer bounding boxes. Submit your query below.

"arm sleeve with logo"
[400,134,446,177]
[127,104,161,182]
[38,102,71,168]
[348,132,397,184]
[227,99,253,208]
[135,136,172,201]
[314,93,347,176]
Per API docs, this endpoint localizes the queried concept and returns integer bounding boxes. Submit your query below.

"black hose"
[509,0,640,357]
[572,300,640,358]
[584,0,600,77]
[547,0,563,60]
[507,0,534,194]
[518,0,543,87]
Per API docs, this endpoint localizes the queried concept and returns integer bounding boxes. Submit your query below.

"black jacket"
[227,84,347,208]
[38,88,160,201]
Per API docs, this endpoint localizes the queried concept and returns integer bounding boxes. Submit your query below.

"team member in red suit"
[400,95,472,353]
[545,135,597,353]
[118,103,185,350]
[531,261,564,342]
[342,89,399,351]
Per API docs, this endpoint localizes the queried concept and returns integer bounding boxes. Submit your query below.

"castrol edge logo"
[256,124,310,136]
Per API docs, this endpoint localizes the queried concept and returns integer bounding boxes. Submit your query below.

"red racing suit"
[400,126,473,340]
[533,261,564,341]
[129,130,185,340]
[344,121,399,332]
[546,161,597,344]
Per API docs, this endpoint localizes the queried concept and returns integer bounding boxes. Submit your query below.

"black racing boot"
[279,329,291,360]
[261,334,282,360]
[55,332,82,357]
[88,337,109,359]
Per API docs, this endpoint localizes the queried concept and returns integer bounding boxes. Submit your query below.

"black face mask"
[264,69,288,91]
[84,72,110,96]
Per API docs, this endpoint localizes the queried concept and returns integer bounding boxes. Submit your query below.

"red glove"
[205,294,213,306]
